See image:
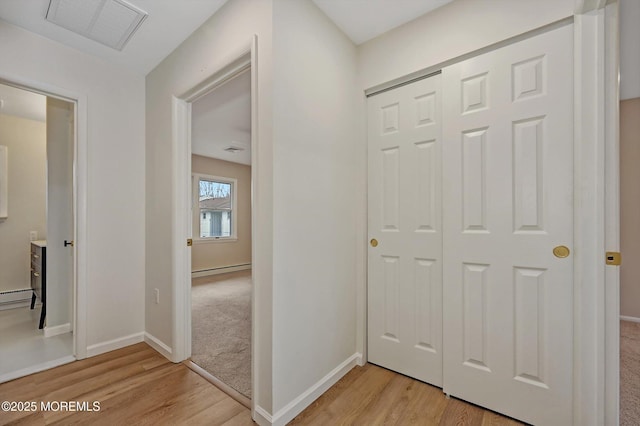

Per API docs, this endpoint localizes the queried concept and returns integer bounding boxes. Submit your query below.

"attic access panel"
[46,0,148,51]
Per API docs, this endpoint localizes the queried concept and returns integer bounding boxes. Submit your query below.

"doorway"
[0,82,76,382]
[189,67,252,401]
[170,50,255,407]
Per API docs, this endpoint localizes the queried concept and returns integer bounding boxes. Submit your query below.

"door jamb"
[0,75,88,361]
[573,3,619,424]
[171,36,257,413]
[603,2,620,425]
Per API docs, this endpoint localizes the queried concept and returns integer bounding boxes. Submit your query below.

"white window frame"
[192,172,238,243]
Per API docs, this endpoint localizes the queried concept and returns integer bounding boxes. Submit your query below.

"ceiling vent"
[46,0,148,51]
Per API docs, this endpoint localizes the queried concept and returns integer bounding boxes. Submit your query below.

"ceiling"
[192,71,251,166]
[0,0,228,76]
[312,0,453,45]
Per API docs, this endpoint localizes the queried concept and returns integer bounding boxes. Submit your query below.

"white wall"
[0,21,145,350]
[271,0,360,415]
[0,114,46,293]
[145,0,274,412]
[358,0,575,91]
[620,0,640,100]
[620,97,640,319]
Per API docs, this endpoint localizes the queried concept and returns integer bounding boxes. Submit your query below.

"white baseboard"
[0,288,33,310]
[44,322,71,338]
[191,264,251,278]
[86,332,144,358]
[0,300,31,311]
[256,352,362,426]
[254,406,274,426]
[621,315,640,323]
[144,332,172,360]
[0,355,75,384]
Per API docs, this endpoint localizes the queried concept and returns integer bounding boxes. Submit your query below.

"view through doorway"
[188,68,252,403]
[0,82,76,382]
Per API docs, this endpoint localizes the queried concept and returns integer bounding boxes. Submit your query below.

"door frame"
[361,4,619,425]
[0,75,88,362]
[603,3,620,425]
[171,36,258,411]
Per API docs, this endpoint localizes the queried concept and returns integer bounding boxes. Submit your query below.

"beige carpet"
[191,270,251,398]
[621,320,640,426]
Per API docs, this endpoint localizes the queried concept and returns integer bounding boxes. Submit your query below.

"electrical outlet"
[30,231,38,241]
[154,288,160,304]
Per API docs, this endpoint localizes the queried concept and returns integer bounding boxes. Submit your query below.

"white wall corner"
[144,332,173,360]
[268,353,362,426]
[85,332,144,358]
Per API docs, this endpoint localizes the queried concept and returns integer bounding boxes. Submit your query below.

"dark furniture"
[30,241,46,329]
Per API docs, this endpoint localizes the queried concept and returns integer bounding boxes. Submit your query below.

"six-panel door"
[368,74,443,386]
[368,23,574,425]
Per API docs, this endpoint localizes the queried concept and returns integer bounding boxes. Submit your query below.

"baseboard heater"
[191,263,251,278]
[0,288,33,310]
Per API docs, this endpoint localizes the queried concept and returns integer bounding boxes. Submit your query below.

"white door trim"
[573,3,619,424]
[171,35,258,414]
[361,5,618,424]
[0,75,88,361]
[171,95,192,364]
[603,2,620,425]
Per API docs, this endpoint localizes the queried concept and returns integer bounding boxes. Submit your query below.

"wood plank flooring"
[0,343,523,425]
[289,363,524,426]
[0,343,252,425]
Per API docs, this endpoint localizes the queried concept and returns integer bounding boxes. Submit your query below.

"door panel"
[368,75,443,386]
[442,24,574,425]
[46,97,75,330]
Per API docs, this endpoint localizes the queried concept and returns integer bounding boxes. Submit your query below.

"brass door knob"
[370,239,378,247]
[553,245,570,258]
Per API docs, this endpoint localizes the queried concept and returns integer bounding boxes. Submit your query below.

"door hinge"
[605,251,621,266]
[187,238,193,247]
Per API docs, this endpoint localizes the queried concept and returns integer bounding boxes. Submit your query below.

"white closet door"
[442,24,574,425]
[368,75,443,386]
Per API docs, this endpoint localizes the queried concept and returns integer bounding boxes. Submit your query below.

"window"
[193,174,237,240]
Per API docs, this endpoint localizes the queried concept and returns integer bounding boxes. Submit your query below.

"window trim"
[192,173,238,242]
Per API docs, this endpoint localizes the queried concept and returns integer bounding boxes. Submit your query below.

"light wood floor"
[289,363,524,426]
[0,343,523,425]
[0,343,252,425]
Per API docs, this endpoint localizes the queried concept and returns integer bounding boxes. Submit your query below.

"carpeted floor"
[621,320,640,426]
[191,270,251,398]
